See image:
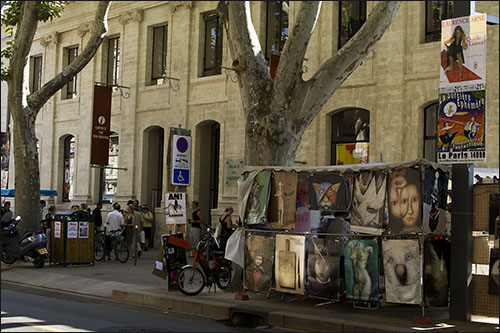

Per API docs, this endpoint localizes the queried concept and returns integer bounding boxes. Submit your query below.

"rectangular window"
[265,1,289,59]
[424,103,438,162]
[425,1,470,43]
[63,46,78,99]
[338,1,366,49]
[203,12,223,76]
[151,24,167,82]
[29,55,42,93]
[106,37,120,86]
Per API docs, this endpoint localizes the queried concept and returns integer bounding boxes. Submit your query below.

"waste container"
[50,211,94,266]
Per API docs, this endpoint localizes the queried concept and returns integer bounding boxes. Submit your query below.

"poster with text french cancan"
[439,14,486,93]
[437,90,486,163]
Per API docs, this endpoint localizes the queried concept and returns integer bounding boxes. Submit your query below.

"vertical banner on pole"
[91,85,112,166]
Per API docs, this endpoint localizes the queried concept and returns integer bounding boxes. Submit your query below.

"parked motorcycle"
[1,216,49,268]
[177,223,232,296]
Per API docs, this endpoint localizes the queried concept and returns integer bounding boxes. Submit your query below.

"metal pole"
[449,163,473,321]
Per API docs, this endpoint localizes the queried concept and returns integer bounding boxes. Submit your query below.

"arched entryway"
[142,126,165,209]
[330,108,370,165]
[195,121,220,225]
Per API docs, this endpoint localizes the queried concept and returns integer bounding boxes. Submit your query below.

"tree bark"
[7,1,111,234]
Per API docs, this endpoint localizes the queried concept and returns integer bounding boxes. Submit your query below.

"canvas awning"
[1,189,58,197]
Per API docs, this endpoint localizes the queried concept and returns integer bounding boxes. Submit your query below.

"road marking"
[25,322,66,332]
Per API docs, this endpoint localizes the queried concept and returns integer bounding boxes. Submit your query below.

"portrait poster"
[268,172,298,230]
[440,14,486,93]
[164,192,186,225]
[344,239,379,302]
[489,194,499,240]
[336,142,369,165]
[489,248,499,295]
[67,222,78,239]
[308,172,349,212]
[78,222,89,238]
[306,236,341,300]
[423,167,449,235]
[424,239,451,307]
[295,173,310,232]
[383,239,422,305]
[245,170,272,225]
[244,233,274,293]
[387,168,422,235]
[319,215,352,256]
[437,90,486,164]
[275,234,305,294]
[54,222,61,238]
[350,171,386,235]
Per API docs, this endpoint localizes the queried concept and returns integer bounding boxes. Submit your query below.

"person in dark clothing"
[188,200,203,247]
[219,207,234,250]
[92,202,103,230]
[443,25,468,81]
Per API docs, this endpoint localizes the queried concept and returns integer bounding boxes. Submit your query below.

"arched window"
[63,135,75,201]
[102,132,119,203]
[331,108,370,165]
[424,103,438,162]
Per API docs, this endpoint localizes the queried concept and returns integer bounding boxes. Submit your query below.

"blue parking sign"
[172,168,190,186]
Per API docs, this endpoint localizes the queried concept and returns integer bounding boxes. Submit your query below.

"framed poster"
[344,239,379,302]
[244,233,274,293]
[268,172,298,230]
[245,170,272,225]
[306,236,341,300]
[308,172,349,212]
[424,239,450,306]
[295,173,310,232]
[336,142,369,165]
[489,248,499,296]
[275,234,305,294]
[383,239,422,305]
[423,167,449,235]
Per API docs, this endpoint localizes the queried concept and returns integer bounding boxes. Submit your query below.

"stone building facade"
[1,1,498,243]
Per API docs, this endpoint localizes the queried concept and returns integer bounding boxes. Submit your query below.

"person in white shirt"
[105,203,124,260]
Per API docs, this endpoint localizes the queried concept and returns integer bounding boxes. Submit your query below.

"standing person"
[44,205,56,253]
[92,202,103,231]
[124,205,135,259]
[105,203,124,261]
[188,200,203,247]
[130,200,143,255]
[40,200,47,226]
[219,207,234,250]
[141,206,153,251]
[2,201,13,224]
[71,205,80,211]
[80,203,90,214]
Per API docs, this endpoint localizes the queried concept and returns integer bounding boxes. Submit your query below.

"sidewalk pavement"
[1,250,498,332]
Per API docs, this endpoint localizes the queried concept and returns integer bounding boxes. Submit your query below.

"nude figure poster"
[344,239,378,302]
[268,172,298,230]
[244,233,274,293]
[439,14,486,93]
[437,90,486,164]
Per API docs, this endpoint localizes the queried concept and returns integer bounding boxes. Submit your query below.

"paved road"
[1,283,286,332]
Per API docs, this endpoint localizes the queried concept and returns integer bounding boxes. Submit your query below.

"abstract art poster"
[268,172,298,230]
[350,171,386,235]
[244,233,274,293]
[423,167,449,235]
[306,236,341,300]
[308,172,349,212]
[387,168,422,235]
[383,239,422,305]
[245,170,272,225]
[275,234,305,294]
[295,173,310,232]
[489,248,499,296]
[424,239,451,306]
[344,239,378,302]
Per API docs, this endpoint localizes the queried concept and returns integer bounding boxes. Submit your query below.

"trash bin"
[50,211,94,266]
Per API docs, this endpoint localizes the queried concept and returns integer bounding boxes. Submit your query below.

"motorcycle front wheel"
[177,267,205,296]
[216,268,232,290]
[1,247,17,264]
[32,251,45,268]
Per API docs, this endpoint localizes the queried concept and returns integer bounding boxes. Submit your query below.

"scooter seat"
[212,250,225,257]
[20,230,38,242]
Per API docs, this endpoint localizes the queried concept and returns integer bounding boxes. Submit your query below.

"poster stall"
[236,159,452,313]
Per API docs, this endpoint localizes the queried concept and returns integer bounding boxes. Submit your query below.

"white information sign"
[54,221,61,238]
[171,134,191,186]
[164,192,187,225]
[68,222,78,239]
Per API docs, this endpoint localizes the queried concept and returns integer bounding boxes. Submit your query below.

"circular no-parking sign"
[176,137,188,153]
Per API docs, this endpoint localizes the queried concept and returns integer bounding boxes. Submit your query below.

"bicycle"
[94,229,105,262]
[105,229,129,263]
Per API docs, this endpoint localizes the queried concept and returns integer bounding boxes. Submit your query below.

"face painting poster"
[344,239,378,302]
[437,90,486,164]
[244,233,274,293]
[308,172,349,212]
[306,237,341,300]
[424,239,450,307]
[351,171,386,235]
[423,167,449,235]
[275,234,305,294]
[67,222,78,239]
[387,168,422,235]
[268,172,298,230]
[245,170,272,225]
[295,174,310,232]
[489,248,499,295]
[383,239,422,305]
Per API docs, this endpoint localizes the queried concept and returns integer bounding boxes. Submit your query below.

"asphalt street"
[1,282,288,332]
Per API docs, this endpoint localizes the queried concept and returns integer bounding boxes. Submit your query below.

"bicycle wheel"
[114,240,129,263]
[94,240,105,262]
[177,266,205,296]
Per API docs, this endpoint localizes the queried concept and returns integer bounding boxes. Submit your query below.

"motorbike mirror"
[14,216,22,222]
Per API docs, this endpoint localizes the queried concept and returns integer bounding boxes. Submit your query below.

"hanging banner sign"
[90,85,112,165]
[437,90,486,163]
[171,134,191,186]
[164,192,187,224]
[439,14,486,93]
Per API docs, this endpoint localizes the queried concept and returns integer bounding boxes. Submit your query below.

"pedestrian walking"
[92,202,103,231]
[105,203,124,261]
[188,200,203,247]
[124,205,135,259]
[141,205,153,251]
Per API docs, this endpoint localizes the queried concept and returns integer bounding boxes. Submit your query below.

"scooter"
[1,216,49,268]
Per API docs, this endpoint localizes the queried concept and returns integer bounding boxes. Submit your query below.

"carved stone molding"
[169,1,193,13]
[40,31,60,47]
[119,9,144,25]
[77,22,92,37]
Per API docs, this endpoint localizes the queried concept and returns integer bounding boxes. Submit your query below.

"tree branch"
[29,1,111,111]
[300,1,401,122]
[272,1,321,107]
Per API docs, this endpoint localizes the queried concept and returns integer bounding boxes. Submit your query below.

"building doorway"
[142,126,164,209]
